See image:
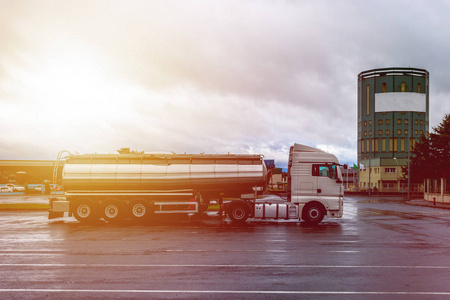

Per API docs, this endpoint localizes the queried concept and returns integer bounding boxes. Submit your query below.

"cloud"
[0,0,449,168]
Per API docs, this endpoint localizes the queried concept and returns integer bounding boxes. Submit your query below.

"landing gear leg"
[218,193,224,220]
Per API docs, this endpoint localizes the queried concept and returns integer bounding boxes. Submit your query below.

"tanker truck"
[48,143,344,224]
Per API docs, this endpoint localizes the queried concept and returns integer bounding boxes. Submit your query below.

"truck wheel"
[129,200,152,222]
[302,203,325,224]
[228,202,249,224]
[102,199,124,222]
[72,199,97,222]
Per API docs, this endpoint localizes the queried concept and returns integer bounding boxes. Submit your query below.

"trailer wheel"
[102,199,124,222]
[302,202,325,224]
[72,199,97,222]
[129,200,152,222]
[228,201,249,224]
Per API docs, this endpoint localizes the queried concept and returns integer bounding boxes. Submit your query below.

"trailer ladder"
[52,150,70,186]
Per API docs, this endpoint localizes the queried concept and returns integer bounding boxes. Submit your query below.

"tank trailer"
[49,143,344,224]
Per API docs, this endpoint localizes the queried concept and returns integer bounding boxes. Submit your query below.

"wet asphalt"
[0,195,449,299]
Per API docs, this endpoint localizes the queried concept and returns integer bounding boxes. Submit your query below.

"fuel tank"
[62,153,267,199]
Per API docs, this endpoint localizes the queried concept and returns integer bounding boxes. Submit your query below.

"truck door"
[312,164,341,197]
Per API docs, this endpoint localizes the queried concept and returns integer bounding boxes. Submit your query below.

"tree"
[405,114,450,183]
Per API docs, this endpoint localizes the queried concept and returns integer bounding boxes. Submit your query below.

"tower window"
[401,82,406,92]
[385,119,390,125]
[417,83,421,93]
[382,83,387,93]
[366,85,370,116]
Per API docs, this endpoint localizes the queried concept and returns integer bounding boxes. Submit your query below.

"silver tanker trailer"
[49,143,343,224]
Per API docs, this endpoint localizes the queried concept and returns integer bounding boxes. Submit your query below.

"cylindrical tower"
[357,67,429,192]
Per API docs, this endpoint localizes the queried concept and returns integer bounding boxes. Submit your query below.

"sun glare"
[18,45,138,132]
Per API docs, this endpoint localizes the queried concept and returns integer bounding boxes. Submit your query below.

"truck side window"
[312,164,337,180]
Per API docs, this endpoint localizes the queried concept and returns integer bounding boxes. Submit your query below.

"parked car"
[6,184,25,192]
[0,185,13,192]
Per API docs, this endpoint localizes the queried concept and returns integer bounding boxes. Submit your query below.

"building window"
[397,129,402,135]
[364,121,367,126]
[389,138,393,151]
[415,119,418,125]
[382,83,387,93]
[415,130,418,135]
[417,83,421,93]
[385,130,390,135]
[410,138,416,150]
[385,119,390,125]
[369,130,372,136]
[378,120,383,125]
[374,139,379,152]
[405,129,409,135]
[369,120,372,126]
[382,139,386,152]
[366,139,370,153]
[364,131,367,136]
[397,119,402,125]
[366,85,370,116]
[401,138,405,152]
[420,120,424,125]
[378,130,383,135]
[418,112,421,115]
[420,130,424,135]
[401,82,406,92]
[404,119,409,125]
[394,139,398,151]
[361,140,365,153]
[385,168,396,173]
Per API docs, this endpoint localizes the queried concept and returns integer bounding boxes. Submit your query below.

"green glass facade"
[357,67,429,191]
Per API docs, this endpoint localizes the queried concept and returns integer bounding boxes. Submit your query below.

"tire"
[302,203,325,224]
[228,202,249,224]
[72,199,98,222]
[102,199,124,222]
[129,200,152,222]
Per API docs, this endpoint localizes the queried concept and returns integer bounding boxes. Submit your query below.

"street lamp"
[394,157,398,192]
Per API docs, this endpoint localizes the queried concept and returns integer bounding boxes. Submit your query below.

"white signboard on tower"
[375,92,426,112]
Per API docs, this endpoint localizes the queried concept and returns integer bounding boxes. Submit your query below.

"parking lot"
[0,195,449,299]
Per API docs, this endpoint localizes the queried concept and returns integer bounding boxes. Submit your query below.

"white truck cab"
[288,144,344,223]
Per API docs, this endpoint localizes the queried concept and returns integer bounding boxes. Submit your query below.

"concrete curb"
[0,203,49,210]
[405,199,450,210]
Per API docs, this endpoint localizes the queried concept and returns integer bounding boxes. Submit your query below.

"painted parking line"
[0,289,449,295]
[0,263,449,269]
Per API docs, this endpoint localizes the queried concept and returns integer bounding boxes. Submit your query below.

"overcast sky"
[1,0,449,167]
